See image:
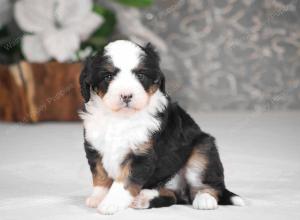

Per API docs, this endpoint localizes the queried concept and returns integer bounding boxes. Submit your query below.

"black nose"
[121,94,133,104]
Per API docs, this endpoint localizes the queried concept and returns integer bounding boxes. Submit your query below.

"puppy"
[79,40,244,215]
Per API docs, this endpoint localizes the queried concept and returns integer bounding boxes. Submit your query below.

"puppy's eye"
[104,74,113,82]
[136,73,144,81]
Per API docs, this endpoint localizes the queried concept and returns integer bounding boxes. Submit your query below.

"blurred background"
[1,0,300,122]
[138,0,300,111]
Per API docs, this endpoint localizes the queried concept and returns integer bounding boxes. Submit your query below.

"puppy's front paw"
[193,193,218,210]
[86,196,103,208]
[97,182,133,215]
[86,186,109,208]
[97,199,129,215]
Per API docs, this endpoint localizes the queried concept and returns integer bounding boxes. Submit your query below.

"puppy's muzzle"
[120,94,133,105]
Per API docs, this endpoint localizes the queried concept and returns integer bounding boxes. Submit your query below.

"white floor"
[0,112,300,220]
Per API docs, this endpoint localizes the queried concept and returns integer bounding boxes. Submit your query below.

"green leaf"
[114,0,153,8]
[0,26,23,64]
[93,5,116,37]
[0,26,9,45]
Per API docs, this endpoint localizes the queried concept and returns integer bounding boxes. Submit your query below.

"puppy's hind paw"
[131,189,159,209]
[193,193,218,210]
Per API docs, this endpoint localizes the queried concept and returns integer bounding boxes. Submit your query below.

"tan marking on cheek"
[148,84,159,95]
[97,90,105,98]
[93,159,113,188]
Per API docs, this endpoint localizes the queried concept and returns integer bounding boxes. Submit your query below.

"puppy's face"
[80,40,165,115]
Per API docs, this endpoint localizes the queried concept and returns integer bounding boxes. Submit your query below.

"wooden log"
[0,61,83,122]
[0,63,29,122]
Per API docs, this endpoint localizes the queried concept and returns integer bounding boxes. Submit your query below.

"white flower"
[0,0,12,27]
[14,0,103,63]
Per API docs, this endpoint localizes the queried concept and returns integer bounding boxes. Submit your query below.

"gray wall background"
[103,0,300,111]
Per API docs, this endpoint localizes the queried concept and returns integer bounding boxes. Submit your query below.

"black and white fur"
[79,40,244,215]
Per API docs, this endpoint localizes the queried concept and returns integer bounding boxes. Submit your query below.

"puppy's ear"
[144,43,166,93]
[79,57,93,102]
[144,42,160,63]
[159,74,166,93]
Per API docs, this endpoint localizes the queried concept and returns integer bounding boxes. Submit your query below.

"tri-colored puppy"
[79,40,244,215]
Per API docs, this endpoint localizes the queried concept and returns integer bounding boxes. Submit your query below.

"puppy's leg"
[131,188,177,209]
[131,171,188,209]
[184,135,224,210]
[191,188,219,210]
[98,150,156,215]
[85,142,112,208]
[86,160,112,208]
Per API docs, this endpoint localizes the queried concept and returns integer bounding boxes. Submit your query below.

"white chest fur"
[80,92,167,179]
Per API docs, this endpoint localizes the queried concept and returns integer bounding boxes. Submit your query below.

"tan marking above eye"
[103,62,115,73]
[133,62,145,72]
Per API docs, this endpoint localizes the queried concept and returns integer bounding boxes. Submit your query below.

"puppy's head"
[80,40,165,115]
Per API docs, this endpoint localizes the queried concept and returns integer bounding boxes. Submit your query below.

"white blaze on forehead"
[104,40,144,70]
[102,40,148,112]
